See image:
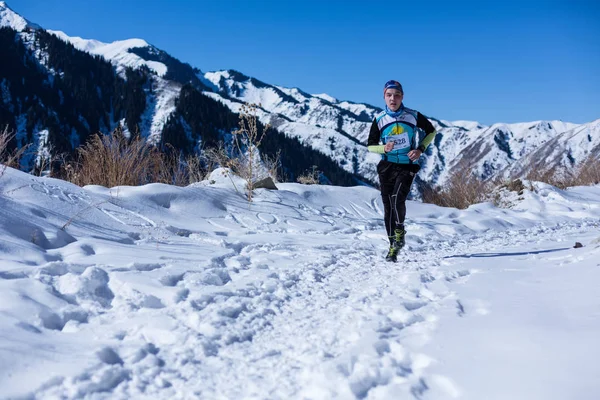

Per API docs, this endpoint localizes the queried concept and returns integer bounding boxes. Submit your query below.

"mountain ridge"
[1,1,597,189]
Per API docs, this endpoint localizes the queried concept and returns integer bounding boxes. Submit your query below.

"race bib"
[388,132,410,150]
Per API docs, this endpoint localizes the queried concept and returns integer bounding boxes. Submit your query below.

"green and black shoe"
[385,229,406,262]
[385,244,399,262]
[394,228,406,251]
[385,235,398,262]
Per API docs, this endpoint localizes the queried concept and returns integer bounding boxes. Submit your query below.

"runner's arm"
[367,119,385,153]
[416,113,437,153]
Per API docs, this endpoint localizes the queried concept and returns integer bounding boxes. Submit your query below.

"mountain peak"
[313,93,338,103]
[47,30,167,76]
[0,2,40,31]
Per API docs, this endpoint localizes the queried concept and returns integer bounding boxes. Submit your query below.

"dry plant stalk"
[297,165,321,185]
[0,126,9,179]
[202,141,241,192]
[185,153,205,184]
[232,103,270,201]
[262,150,282,183]
[0,125,28,179]
[151,144,187,186]
[519,154,600,189]
[61,199,109,230]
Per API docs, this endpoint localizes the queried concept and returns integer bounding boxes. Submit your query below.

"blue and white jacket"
[367,105,437,165]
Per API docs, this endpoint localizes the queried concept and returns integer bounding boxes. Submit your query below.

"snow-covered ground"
[1,167,599,399]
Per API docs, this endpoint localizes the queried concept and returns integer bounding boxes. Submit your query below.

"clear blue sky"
[9,0,600,125]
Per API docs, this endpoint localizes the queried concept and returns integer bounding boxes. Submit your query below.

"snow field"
[0,167,599,399]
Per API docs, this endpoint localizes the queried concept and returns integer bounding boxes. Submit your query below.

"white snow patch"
[48,30,168,77]
[312,93,338,103]
[0,1,40,31]
[1,166,599,399]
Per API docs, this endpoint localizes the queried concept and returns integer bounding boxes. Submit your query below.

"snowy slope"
[1,166,600,399]
[418,119,588,186]
[0,3,167,79]
[204,70,378,143]
[0,1,39,31]
[503,118,600,178]
[48,30,168,77]
[203,91,380,181]
[203,69,594,187]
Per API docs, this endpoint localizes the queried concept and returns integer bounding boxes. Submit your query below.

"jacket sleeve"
[416,112,437,153]
[367,119,385,154]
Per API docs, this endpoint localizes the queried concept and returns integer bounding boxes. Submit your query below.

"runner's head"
[384,80,403,111]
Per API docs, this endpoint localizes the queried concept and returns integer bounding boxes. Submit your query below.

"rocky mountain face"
[1,2,598,189]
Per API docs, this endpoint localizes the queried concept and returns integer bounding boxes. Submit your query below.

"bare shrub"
[297,165,321,185]
[262,150,282,183]
[487,177,529,208]
[0,126,28,178]
[67,131,165,187]
[232,103,270,201]
[572,155,600,186]
[525,166,570,190]
[201,141,241,191]
[185,153,205,184]
[422,167,492,209]
[502,178,526,193]
[521,154,600,189]
[0,126,10,179]
[202,141,235,173]
[160,146,187,186]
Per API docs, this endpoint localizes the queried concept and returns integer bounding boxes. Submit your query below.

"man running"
[367,80,437,262]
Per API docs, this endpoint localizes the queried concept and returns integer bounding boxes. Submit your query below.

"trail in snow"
[1,168,599,399]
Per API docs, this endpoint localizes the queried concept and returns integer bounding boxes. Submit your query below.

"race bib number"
[388,132,410,150]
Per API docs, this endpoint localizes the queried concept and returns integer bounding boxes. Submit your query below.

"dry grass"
[487,177,529,208]
[0,126,28,179]
[64,131,162,187]
[297,166,321,185]
[64,131,226,188]
[0,126,9,179]
[424,155,600,210]
[571,155,600,186]
[422,167,491,209]
[202,142,234,173]
[500,178,526,193]
[185,153,206,184]
[262,150,282,183]
[201,141,242,192]
[524,155,600,189]
[525,167,570,190]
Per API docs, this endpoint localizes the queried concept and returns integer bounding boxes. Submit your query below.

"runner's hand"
[408,149,422,161]
[384,142,394,152]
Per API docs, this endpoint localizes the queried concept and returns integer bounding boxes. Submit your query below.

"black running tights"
[377,161,415,240]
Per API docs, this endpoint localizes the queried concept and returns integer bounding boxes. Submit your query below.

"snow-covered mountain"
[418,119,598,185]
[1,1,598,188]
[48,31,168,77]
[201,69,598,186]
[0,3,360,185]
[204,70,378,142]
[0,0,39,31]
[202,70,381,181]
[501,119,600,178]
